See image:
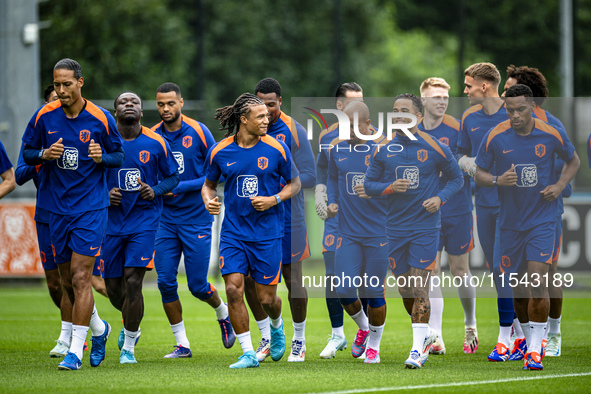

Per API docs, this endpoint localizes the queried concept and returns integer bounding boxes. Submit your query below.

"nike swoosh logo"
[198,234,207,239]
[387,154,398,157]
[263,275,274,279]
[461,243,469,249]
[141,257,150,261]
[227,162,236,166]
[503,150,513,154]
[541,253,550,256]
[90,246,100,251]
[339,158,347,161]
[420,259,431,263]
[48,130,59,134]
[292,252,302,257]
[471,127,480,131]
[380,242,388,247]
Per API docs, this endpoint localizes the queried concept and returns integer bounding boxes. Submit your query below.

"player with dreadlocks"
[203,93,301,369]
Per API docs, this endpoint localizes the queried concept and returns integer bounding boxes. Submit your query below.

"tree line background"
[39,0,591,139]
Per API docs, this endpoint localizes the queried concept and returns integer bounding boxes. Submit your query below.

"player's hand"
[540,184,563,201]
[206,196,222,215]
[422,196,442,213]
[42,138,64,160]
[250,196,276,212]
[88,139,102,163]
[391,179,410,193]
[327,203,338,218]
[353,184,371,199]
[109,187,122,206]
[137,177,155,200]
[315,184,328,220]
[458,156,477,177]
[498,164,517,186]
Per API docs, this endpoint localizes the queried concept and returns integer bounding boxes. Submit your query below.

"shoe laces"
[256,339,269,352]
[354,330,368,346]
[465,328,477,343]
[291,340,303,355]
[366,348,378,359]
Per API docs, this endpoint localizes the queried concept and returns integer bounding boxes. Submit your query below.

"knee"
[46,277,62,296]
[157,279,178,303]
[225,283,243,304]
[368,297,386,308]
[398,285,413,299]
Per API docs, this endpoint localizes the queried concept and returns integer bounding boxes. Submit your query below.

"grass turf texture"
[1,275,591,393]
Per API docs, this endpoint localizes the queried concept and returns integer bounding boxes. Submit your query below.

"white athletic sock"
[256,317,271,341]
[123,329,140,353]
[237,331,254,353]
[350,309,369,332]
[368,323,385,352]
[513,318,525,339]
[270,314,282,329]
[332,325,345,338]
[411,323,429,352]
[458,276,477,327]
[498,326,512,347]
[170,321,190,348]
[292,319,306,342]
[520,322,532,346]
[530,321,546,355]
[89,304,105,336]
[548,317,561,335]
[214,302,229,320]
[428,284,443,334]
[59,321,72,345]
[71,325,89,360]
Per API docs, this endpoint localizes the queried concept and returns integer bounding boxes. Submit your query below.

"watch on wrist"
[274,194,281,204]
[39,149,45,159]
[492,175,498,186]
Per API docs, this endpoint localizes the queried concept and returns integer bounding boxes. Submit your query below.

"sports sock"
[123,329,140,353]
[548,316,561,335]
[497,325,511,347]
[326,297,344,328]
[214,302,229,320]
[332,325,345,338]
[428,283,443,335]
[293,319,306,342]
[368,323,384,352]
[170,321,190,348]
[59,321,72,345]
[270,314,282,329]
[256,317,271,341]
[411,323,429,352]
[71,325,89,360]
[89,304,105,336]
[350,309,369,331]
[458,275,477,327]
[529,321,546,355]
[237,331,254,353]
[513,317,525,338]
[520,322,531,346]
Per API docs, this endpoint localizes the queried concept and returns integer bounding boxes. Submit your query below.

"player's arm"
[150,169,180,199]
[363,152,406,196]
[427,147,464,212]
[250,176,301,212]
[202,177,221,215]
[541,151,580,201]
[314,137,330,220]
[293,124,316,189]
[326,152,339,218]
[89,141,124,168]
[0,167,16,199]
[456,118,476,176]
[15,142,39,186]
[23,138,64,165]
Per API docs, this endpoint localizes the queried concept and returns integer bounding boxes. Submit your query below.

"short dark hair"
[505,84,534,102]
[335,82,362,98]
[54,58,82,79]
[255,78,281,97]
[506,65,548,106]
[113,91,143,110]
[43,84,55,102]
[157,82,181,96]
[394,93,423,114]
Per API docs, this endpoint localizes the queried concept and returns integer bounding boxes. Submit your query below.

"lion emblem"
[173,152,184,174]
[403,167,420,189]
[125,170,141,191]
[58,147,78,170]
[237,175,258,197]
[517,165,537,187]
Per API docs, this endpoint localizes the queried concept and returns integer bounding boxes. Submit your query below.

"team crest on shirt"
[365,155,370,166]
[258,157,269,170]
[515,164,538,187]
[396,166,420,189]
[276,134,286,143]
[237,175,259,197]
[183,136,192,148]
[501,256,511,268]
[79,129,91,143]
[139,150,150,163]
[324,234,334,247]
[535,144,546,158]
[118,168,141,191]
[346,172,365,195]
[439,137,449,146]
[417,149,428,162]
[173,152,185,174]
[57,147,79,170]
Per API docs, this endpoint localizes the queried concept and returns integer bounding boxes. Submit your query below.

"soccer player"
[0,139,16,199]
[457,62,510,358]
[103,92,179,364]
[316,82,364,359]
[326,101,388,364]
[364,94,464,369]
[475,84,579,370]
[418,77,476,355]
[245,78,316,362]
[151,83,235,358]
[22,58,124,370]
[502,65,569,359]
[202,93,301,368]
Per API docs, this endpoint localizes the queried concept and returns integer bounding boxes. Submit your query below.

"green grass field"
[1,274,591,393]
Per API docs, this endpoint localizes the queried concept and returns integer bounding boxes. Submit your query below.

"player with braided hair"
[203,93,301,368]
